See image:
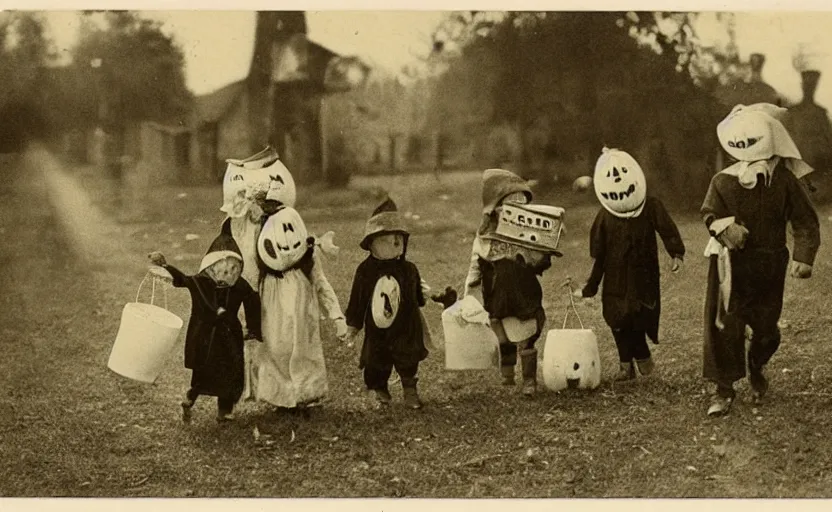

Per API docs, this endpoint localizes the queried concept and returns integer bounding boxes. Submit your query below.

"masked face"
[204,256,242,287]
[593,149,647,217]
[263,159,297,207]
[716,106,777,162]
[257,207,310,271]
[369,232,405,260]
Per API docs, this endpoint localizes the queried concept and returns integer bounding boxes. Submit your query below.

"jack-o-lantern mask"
[257,206,310,272]
[220,150,297,218]
[369,232,405,261]
[593,147,647,218]
[371,275,402,328]
[262,158,297,207]
[716,103,786,163]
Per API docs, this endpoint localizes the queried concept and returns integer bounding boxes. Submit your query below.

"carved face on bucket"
[257,206,310,272]
[593,148,646,216]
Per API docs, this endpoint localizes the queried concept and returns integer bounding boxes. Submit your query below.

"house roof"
[192,36,371,125]
[192,79,246,125]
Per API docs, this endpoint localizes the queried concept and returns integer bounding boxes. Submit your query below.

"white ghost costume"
[253,205,343,408]
[219,147,302,401]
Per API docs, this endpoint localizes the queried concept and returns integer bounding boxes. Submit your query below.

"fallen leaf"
[253,426,261,442]
[290,430,296,443]
[184,234,200,241]
[686,466,698,472]
[177,193,188,199]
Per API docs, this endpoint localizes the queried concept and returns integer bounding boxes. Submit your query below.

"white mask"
[257,207,309,272]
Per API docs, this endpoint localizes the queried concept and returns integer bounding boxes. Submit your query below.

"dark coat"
[163,264,261,399]
[701,162,820,385]
[582,196,686,342]
[345,256,427,369]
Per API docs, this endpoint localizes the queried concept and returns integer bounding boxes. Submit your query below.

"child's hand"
[430,286,458,310]
[343,326,360,348]
[717,223,749,251]
[790,261,812,279]
[671,257,683,273]
[572,287,584,299]
[148,251,166,266]
[334,317,348,340]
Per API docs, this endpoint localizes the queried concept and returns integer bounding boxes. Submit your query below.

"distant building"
[188,12,370,185]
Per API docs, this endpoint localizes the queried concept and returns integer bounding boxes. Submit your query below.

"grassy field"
[4,145,832,498]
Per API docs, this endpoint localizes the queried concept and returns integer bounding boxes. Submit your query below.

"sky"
[37,9,832,107]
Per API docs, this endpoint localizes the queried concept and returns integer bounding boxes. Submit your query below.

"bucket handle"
[560,278,585,330]
[135,270,169,310]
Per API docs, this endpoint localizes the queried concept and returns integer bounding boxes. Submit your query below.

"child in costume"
[574,147,685,381]
[148,219,262,422]
[218,147,296,401]
[463,169,555,397]
[253,200,346,410]
[344,198,440,409]
[702,103,820,416]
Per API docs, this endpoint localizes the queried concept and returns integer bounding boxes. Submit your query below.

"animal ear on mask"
[306,236,315,246]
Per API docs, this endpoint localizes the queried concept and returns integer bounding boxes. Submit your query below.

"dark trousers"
[186,388,237,414]
[612,328,651,363]
[364,362,419,390]
[703,248,788,398]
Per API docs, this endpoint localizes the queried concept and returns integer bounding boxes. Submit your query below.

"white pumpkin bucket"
[542,285,601,392]
[442,297,500,371]
[108,268,183,384]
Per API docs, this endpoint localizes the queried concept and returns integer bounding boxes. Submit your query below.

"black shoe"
[749,365,769,403]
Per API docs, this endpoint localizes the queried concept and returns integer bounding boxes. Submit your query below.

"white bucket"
[108,269,183,384]
[542,328,601,392]
[442,298,500,371]
[541,285,601,392]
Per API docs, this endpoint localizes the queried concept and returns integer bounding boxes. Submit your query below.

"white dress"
[230,215,264,402]
[252,252,344,408]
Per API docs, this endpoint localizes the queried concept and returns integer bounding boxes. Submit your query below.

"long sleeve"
[463,237,483,296]
[582,210,606,298]
[651,197,686,260]
[241,281,262,338]
[310,253,345,321]
[700,176,730,232]
[344,263,369,330]
[161,263,190,288]
[785,170,821,265]
[412,263,426,308]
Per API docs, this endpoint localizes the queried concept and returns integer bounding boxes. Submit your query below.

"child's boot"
[374,387,392,406]
[707,385,735,417]
[181,394,195,424]
[635,357,655,377]
[615,361,636,381]
[401,378,423,409]
[748,363,769,404]
[520,348,538,397]
[217,409,235,422]
[500,365,516,386]
[216,397,236,422]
